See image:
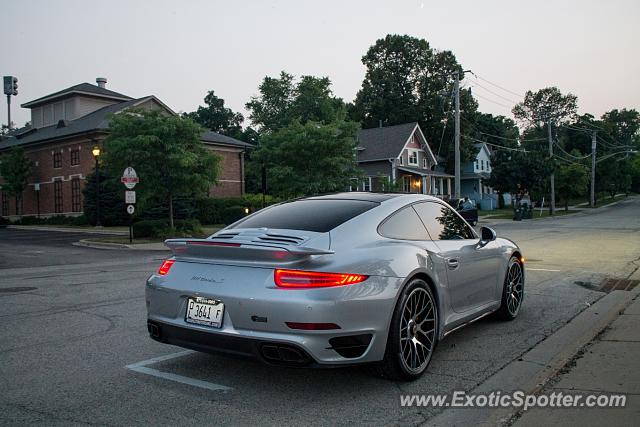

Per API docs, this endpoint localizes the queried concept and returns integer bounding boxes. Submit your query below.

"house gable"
[397,124,437,169]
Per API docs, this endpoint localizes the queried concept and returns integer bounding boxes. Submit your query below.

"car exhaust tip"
[259,343,311,366]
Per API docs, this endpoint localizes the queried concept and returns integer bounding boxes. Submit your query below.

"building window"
[398,156,403,166]
[1,192,8,216]
[53,152,62,168]
[363,177,372,192]
[72,178,81,212]
[16,194,23,216]
[71,149,80,166]
[54,180,63,213]
[408,151,418,165]
[480,159,484,171]
[423,158,428,168]
[475,160,479,170]
[403,176,411,192]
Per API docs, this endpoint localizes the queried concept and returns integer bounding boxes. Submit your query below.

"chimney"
[96,77,107,88]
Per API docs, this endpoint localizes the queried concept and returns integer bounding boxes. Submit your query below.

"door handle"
[447,258,459,269]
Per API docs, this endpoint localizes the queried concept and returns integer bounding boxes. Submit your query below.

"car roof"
[297,191,442,203]
[305,192,410,203]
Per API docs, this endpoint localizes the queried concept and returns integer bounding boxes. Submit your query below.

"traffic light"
[3,76,17,96]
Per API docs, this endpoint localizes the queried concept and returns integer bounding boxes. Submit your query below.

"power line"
[469,78,522,105]
[553,140,591,159]
[460,115,546,142]
[463,136,529,152]
[468,88,513,109]
[473,74,526,98]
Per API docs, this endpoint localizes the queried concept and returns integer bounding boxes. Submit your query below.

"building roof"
[201,130,254,149]
[462,171,491,180]
[21,82,133,108]
[356,122,419,162]
[397,166,454,178]
[0,97,254,151]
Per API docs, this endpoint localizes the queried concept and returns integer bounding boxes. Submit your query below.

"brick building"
[0,79,253,219]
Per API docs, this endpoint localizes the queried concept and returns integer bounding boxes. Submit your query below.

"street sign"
[121,166,139,189]
[127,205,135,215]
[125,191,136,204]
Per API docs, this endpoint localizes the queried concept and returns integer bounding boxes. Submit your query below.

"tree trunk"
[168,194,174,229]
[565,199,568,212]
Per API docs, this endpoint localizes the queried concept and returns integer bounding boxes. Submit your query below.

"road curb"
[424,286,640,427]
[73,239,169,251]
[8,225,128,235]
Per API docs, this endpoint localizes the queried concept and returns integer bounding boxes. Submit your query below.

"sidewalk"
[427,269,640,426]
[513,292,640,426]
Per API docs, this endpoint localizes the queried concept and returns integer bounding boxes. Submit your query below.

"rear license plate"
[185,297,224,328]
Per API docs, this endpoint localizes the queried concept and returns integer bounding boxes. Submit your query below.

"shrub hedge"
[133,218,203,239]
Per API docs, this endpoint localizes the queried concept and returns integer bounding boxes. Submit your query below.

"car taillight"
[157,259,175,276]
[274,269,368,288]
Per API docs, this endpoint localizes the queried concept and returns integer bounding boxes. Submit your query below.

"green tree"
[486,150,551,203]
[555,163,588,211]
[246,72,346,133]
[249,120,361,198]
[630,155,640,193]
[184,90,245,139]
[82,171,128,226]
[350,34,479,172]
[512,87,578,125]
[102,109,221,228]
[0,146,32,214]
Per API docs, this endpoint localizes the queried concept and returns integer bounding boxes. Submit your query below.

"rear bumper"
[147,319,317,366]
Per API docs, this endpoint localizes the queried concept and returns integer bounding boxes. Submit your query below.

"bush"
[0,216,9,227]
[194,194,281,225]
[222,205,246,226]
[70,215,90,226]
[14,216,42,225]
[83,172,129,226]
[133,219,202,239]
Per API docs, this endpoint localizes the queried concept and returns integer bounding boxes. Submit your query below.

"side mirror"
[479,226,497,247]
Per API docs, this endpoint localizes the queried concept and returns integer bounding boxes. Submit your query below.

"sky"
[2,0,639,129]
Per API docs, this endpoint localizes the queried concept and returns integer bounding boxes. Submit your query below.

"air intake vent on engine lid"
[255,233,305,245]
[214,233,239,239]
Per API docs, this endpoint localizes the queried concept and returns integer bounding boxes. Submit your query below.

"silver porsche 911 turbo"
[146,192,524,380]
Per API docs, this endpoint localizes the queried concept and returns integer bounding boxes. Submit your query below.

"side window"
[379,206,429,240]
[413,202,475,241]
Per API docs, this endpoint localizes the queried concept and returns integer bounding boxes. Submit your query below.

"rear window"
[230,199,378,232]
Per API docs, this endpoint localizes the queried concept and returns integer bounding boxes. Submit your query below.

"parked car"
[146,193,524,380]
[448,198,479,226]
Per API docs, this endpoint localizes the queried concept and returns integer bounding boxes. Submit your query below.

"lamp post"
[92,145,102,227]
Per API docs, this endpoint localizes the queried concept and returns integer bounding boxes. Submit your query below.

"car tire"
[375,279,438,381]
[496,256,524,321]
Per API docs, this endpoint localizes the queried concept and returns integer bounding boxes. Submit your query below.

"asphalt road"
[0,198,638,426]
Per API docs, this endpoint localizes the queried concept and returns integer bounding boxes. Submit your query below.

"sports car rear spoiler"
[164,238,334,264]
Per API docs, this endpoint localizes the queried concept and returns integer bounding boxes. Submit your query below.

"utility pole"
[454,72,461,199]
[590,131,597,208]
[547,121,555,215]
[6,95,10,130]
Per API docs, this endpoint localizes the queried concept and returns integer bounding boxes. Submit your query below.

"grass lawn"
[84,224,225,245]
[480,208,579,220]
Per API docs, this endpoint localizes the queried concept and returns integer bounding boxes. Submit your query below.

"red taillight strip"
[274,269,368,288]
[187,241,241,247]
[285,322,341,330]
[157,259,175,276]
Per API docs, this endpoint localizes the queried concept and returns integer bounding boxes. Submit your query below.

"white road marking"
[126,350,233,391]
[526,268,562,272]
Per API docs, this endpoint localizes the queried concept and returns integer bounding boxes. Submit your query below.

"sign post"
[121,167,139,243]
